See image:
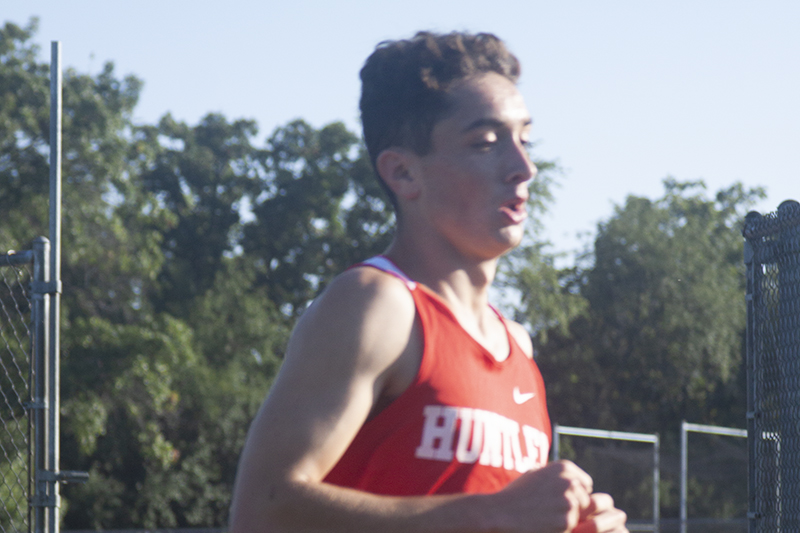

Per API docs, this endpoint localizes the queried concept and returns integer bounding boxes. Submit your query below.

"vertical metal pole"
[680,421,688,533]
[48,41,62,533]
[775,434,781,533]
[31,238,50,533]
[653,434,660,533]
[777,200,799,532]
[552,424,560,461]
[743,228,758,533]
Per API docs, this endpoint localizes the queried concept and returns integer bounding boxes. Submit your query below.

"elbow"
[231,479,310,533]
[229,481,284,533]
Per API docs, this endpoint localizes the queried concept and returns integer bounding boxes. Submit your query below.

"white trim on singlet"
[360,256,520,361]
[361,256,417,290]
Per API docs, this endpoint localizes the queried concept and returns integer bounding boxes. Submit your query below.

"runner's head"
[360,31,521,210]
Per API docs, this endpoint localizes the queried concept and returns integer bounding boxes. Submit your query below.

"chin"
[486,238,523,260]
[500,227,525,248]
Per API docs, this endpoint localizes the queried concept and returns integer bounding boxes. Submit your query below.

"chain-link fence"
[0,250,35,533]
[744,199,800,532]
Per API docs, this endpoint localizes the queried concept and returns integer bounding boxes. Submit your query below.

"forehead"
[440,72,531,132]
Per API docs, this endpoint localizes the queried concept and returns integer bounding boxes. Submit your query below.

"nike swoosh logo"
[513,386,536,404]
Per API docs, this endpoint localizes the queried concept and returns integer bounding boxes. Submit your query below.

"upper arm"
[234,268,418,487]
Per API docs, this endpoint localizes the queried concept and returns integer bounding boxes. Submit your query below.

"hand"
[494,460,595,532]
[572,493,628,533]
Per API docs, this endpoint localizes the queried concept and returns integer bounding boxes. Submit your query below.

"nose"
[505,140,537,184]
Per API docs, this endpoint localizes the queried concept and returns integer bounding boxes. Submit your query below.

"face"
[409,72,537,260]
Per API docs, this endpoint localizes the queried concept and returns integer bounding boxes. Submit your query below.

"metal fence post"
[653,434,660,533]
[743,231,758,533]
[30,238,50,533]
[777,200,800,532]
[48,40,63,533]
[552,424,560,460]
[680,421,687,533]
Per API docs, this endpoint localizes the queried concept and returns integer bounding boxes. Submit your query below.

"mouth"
[499,197,528,224]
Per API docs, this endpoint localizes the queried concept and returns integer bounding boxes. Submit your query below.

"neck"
[383,229,499,317]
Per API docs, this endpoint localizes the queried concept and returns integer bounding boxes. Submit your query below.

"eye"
[472,140,496,151]
[470,131,499,150]
[520,129,533,148]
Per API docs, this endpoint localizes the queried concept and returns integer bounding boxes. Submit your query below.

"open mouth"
[500,198,528,224]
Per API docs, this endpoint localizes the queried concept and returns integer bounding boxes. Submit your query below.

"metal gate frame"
[679,421,748,533]
[552,424,661,532]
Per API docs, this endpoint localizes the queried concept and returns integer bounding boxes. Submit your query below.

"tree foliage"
[537,179,763,434]
[139,113,261,315]
[242,119,393,317]
[529,179,762,520]
[497,159,590,341]
[0,18,393,529]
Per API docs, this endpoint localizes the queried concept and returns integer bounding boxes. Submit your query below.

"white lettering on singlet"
[414,405,549,472]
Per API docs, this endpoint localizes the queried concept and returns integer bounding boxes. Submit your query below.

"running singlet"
[323,256,551,495]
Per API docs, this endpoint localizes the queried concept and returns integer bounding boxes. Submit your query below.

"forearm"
[230,478,500,533]
[230,461,627,533]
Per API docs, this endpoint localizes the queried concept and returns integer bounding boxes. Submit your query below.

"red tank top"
[323,257,551,495]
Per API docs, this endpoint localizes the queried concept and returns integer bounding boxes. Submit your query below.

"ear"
[376,148,421,201]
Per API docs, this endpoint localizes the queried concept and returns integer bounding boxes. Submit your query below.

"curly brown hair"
[359,31,521,209]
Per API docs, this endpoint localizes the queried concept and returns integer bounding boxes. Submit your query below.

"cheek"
[430,180,482,216]
[429,165,489,205]
[420,154,496,219]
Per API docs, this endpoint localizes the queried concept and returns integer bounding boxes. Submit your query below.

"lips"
[499,196,528,224]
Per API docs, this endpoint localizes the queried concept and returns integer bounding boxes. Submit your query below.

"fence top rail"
[554,425,659,444]
[682,422,747,438]
[0,250,35,266]
[742,199,800,240]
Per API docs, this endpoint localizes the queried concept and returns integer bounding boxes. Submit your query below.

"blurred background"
[2,1,797,530]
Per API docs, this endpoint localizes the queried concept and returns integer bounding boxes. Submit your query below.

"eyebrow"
[461,117,533,134]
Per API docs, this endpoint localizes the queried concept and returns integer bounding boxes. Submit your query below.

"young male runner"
[230,31,628,533]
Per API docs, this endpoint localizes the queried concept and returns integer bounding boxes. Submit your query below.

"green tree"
[498,158,589,339]
[539,179,762,432]
[138,113,261,316]
[0,18,50,246]
[242,119,393,317]
[0,19,273,529]
[0,18,169,323]
[533,179,761,519]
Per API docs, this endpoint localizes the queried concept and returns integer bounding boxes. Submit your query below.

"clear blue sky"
[6,1,799,260]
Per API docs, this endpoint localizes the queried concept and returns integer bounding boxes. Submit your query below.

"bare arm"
[229,268,626,533]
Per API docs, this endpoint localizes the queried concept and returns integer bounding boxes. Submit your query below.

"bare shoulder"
[505,319,534,359]
[314,264,415,317]
[298,265,417,360]
[236,266,418,482]
[277,264,419,397]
